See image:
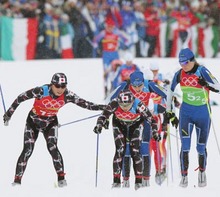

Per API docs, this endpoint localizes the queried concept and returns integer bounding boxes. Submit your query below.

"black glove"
[152,130,161,142]
[93,124,102,134]
[103,119,109,129]
[198,77,219,92]
[163,79,170,85]
[3,113,10,126]
[198,77,208,87]
[164,112,179,129]
[173,96,181,108]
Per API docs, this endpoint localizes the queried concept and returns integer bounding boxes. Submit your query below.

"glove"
[93,124,102,134]
[164,112,179,129]
[3,113,10,126]
[163,79,170,85]
[198,77,219,92]
[173,96,181,108]
[152,130,161,142]
[198,77,208,87]
[103,119,109,129]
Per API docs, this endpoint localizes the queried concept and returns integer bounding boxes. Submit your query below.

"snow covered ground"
[0,58,220,197]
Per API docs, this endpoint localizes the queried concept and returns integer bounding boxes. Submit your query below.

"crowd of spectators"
[0,0,220,59]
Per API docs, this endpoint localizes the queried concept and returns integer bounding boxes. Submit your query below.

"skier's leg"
[13,123,39,184]
[44,125,65,182]
[141,120,151,181]
[122,141,131,185]
[129,123,143,186]
[112,117,126,185]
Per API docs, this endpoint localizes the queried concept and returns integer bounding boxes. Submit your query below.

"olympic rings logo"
[42,99,65,109]
[134,92,149,101]
[182,77,198,86]
[115,111,137,120]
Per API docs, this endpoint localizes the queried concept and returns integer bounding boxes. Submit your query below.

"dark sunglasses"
[119,102,133,109]
[132,82,144,87]
[180,60,189,66]
[54,84,67,89]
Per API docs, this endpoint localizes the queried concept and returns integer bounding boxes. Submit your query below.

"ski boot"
[135,183,143,190]
[12,176,21,186]
[198,171,207,187]
[122,178,130,188]
[142,176,150,187]
[112,176,121,188]
[179,176,188,188]
[134,177,143,190]
[11,182,21,186]
[58,179,67,187]
[155,169,166,185]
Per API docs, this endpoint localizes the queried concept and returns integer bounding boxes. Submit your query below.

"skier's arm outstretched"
[3,87,44,125]
[65,91,106,110]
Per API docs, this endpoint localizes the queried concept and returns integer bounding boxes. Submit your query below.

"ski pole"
[95,133,100,187]
[155,140,162,185]
[175,127,181,176]
[172,100,181,177]
[0,84,6,113]
[202,87,220,156]
[166,124,170,186]
[169,131,180,140]
[166,123,174,184]
[59,114,101,128]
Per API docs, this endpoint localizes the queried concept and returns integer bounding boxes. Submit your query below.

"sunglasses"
[54,84,67,89]
[132,82,144,87]
[180,60,189,66]
[119,102,133,111]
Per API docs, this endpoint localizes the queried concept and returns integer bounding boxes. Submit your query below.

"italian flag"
[198,26,219,57]
[0,17,38,61]
[60,24,74,59]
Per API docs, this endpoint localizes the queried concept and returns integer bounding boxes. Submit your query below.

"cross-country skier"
[3,73,106,187]
[149,63,170,87]
[111,52,140,90]
[166,48,220,188]
[146,66,180,185]
[93,90,160,190]
[149,92,167,185]
[93,18,129,97]
[108,71,178,187]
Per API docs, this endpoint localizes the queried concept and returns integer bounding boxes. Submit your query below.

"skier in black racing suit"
[3,73,106,187]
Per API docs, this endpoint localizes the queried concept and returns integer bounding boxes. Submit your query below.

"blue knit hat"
[179,48,194,64]
[130,71,144,87]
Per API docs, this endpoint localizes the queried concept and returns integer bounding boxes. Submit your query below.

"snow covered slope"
[0,58,219,197]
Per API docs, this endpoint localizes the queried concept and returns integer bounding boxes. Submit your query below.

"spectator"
[64,0,93,58]
[144,4,161,57]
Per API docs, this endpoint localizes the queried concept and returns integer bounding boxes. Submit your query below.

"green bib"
[181,86,208,106]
